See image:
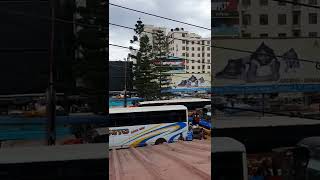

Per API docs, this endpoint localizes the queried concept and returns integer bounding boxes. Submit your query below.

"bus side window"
[132,112,146,126]
[109,114,116,127]
[114,113,132,127]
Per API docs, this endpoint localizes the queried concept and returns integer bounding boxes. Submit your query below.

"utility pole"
[124,56,128,107]
[47,0,56,145]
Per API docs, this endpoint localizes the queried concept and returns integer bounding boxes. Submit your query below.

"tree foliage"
[74,0,107,113]
[130,20,160,100]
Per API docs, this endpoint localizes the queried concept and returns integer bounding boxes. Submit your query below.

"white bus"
[109,105,189,149]
[138,98,211,111]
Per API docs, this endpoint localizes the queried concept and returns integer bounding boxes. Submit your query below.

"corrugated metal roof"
[109,140,211,180]
[0,143,107,164]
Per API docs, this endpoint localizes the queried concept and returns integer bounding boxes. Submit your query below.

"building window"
[202,71,205,73]
[278,33,287,37]
[186,66,189,70]
[198,54,201,57]
[187,60,189,63]
[182,46,185,50]
[186,47,189,51]
[186,41,189,45]
[309,0,317,5]
[260,0,268,6]
[182,53,185,56]
[278,14,287,25]
[182,33,186,37]
[192,60,195,63]
[192,66,194,69]
[207,66,210,69]
[260,14,268,25]
[202,46,205,51]
[207,59,210,63]
[293,11,301,25]
[309,32,318,37]
[207,71,210,73]
[207,53,210,57]
[202,65,205,69]
[186,53,189,57]
[207,41,210,45]
[192,47,195,51]
[243,14,251,25]
[192,53,195,57]
[202,53,205,57]
[278,1,286,5]
[202,40,205,45]
[292,30,301,37]
[198,60,200,63]
[309,13,317,24]
[202,59,205,63]
[207,47,210,51]
[243,0,251,6]
[197,47,200,51]
[192,41,194,44]
[243,33,251,38]
[182,40,185,44]
[260,33,268,38]
[198,66,201,69]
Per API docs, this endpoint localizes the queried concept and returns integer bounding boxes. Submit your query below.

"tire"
[155,138,166,145]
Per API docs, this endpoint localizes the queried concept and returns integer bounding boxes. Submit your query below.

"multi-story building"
[211,0,320,38]
[142,24,167,48]
[239,0,320,38]
[167,28,211,74]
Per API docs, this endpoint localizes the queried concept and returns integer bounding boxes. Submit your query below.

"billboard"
[154,57,186,74]
[213,38,320,94]
[212,0,240,37]
[166,74,211,92]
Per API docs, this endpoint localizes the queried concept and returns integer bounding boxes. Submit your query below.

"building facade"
[239,0,320,38]
[211,0,320,38]
[167,28,211,74]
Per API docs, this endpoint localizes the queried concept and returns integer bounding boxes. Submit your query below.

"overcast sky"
[109,0,211,61]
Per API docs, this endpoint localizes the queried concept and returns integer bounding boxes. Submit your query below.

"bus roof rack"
[109,105,187,114]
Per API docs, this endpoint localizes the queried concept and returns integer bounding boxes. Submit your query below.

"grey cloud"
[109,0,211,61]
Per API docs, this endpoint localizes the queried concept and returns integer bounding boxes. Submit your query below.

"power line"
[109,43,137,50]
[109,3,211,31]
[110,22,320,65]
[0,7,108,30]
[271,0,320,9]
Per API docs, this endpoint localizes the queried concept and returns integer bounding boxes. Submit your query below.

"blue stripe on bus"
[127,122,187,144]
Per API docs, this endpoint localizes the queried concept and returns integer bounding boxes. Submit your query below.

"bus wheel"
[155,138,166,145]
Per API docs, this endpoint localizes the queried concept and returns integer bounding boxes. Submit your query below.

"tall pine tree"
[74,0,107,114]
[153,29,172,99]
[130,20,159,100]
